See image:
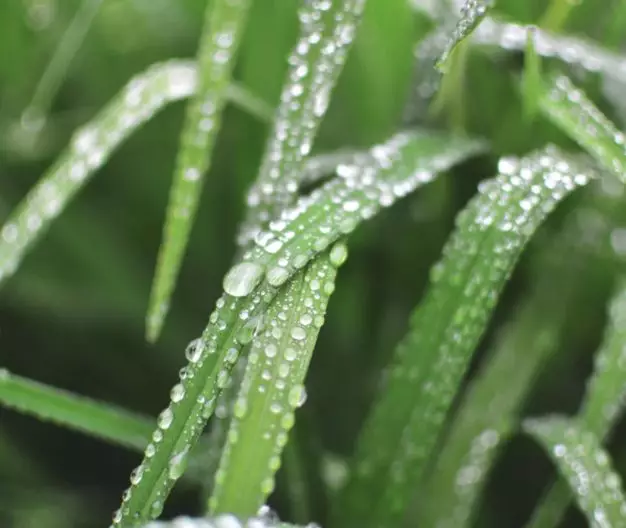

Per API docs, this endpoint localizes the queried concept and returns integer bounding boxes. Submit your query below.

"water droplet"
[223,262,264,297]
[329,242,348,267]
[266,266,290,287]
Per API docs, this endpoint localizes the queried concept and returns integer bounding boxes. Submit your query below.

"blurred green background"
[2,0,626,526]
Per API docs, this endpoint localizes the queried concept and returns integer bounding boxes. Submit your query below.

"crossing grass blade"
[337,146,598,528]
[0,60,268,290]
[237,0,366,247]
[0,369,153,452]
[209,248,344,517]
[524,417,626,528]
[527,278,626,528]
[538,73,626,180]
[111,130,483,527]
[146,0,252,343]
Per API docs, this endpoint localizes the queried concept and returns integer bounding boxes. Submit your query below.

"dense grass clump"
[2,1,626,527]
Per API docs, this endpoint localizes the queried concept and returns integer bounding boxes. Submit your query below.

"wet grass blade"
[237,0,366,247]
[473,19,626,85]
[527,279,626,528]
[539,73,626,179]
[209,247,345,516]
[524,417,626,527]
[112,130,481,526]
[0,60,268,290]
[420,291,564,528]
[234,132,485,286]
[0,369,153,452]
[436,0,493,74]
[337,146,597,528]
[146,0,252,343]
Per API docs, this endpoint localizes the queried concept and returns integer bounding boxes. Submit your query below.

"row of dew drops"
[210,255,343,508]
[345,146,595,521]
[526,419,626,527]
[238,0,365,246]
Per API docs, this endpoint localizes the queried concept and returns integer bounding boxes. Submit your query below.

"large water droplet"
[223,262,264,297]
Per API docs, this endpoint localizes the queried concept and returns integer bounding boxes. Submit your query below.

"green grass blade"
[237,0,366,247]
[523,27,542,123]
[420,291,564,528]
[338,146,597,528]
[209,247,344,516]
[235,132,485,285]
[524,417,626,527]
[436,0,493,73]
[21,0,103,132]
[0,369,153,452]
[0,60,269,290]
[527,279,626,528]
[146,0,252,343]
[112,130,480,526]
[473,19,626,85]
[539,73,626,179]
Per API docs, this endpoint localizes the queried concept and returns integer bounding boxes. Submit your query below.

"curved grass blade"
[209,247,345,516]
[146,0,252,343]
[0,60,269,289]
[21,0,103,132]
[538,73,626,179]
[527,279,626,528]
[0,369,153,451]
[419,290,564,528]
[112,131,481,527]
[524,417,626,527]
[235,131,485,290]
[237,0,366,247]
[436,0,493,74]
[337,146,597,528]
[473,19,626,86]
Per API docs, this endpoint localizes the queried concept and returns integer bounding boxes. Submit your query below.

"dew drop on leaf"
[223,262,264,297]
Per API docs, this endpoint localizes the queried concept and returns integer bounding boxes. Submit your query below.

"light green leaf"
[146,0,253,343]
[528,278,626,528]
[209,247,344,517]
[0,369,153,452]
[539,73,626,179]
[338,146,597,528]
[237,0,367,247]
[112,130,482,527]
[524,417,626,528]
[0,60,268,289]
